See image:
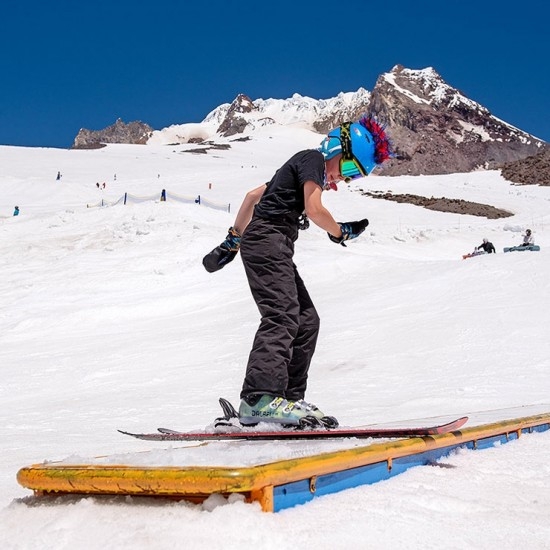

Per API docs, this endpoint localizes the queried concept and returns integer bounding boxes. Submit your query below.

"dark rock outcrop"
[500,147,550,186]
[362,190,513,218]
[72,119,154,149]
[216,94,256,137]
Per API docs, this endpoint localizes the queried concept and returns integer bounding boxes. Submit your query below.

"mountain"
[73,118,154,149]
[202,88,372,136]
[73,66,546,176]
[368,65,544,176]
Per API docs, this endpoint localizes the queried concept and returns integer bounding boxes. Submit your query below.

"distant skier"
[56,171,62,181]
[476,238,495,253]
[13,206,19,216]
[203,117,393,428]
[521,229,534,246]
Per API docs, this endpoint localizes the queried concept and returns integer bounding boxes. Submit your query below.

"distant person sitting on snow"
[521,229,534,246]
[13,206,19,216]
[476,238,495,253]
[202,117,393,429]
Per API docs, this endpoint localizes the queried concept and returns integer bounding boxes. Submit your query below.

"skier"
[13,206,19,216]
[476,238,496,253]
[521,229,534,246]
[203,117,393,427]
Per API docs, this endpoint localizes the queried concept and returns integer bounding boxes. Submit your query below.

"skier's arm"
[233,184,266,234]
[303,181,342,238]
[202,184,266,273]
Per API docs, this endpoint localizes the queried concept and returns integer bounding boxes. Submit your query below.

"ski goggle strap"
[338,122,368,182]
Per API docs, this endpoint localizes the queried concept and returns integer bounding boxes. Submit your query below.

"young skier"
[204,117,392,427]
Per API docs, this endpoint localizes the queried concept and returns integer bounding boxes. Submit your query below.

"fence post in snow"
[124,193,127,205]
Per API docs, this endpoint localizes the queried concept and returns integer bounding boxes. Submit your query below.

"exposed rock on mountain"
[361,190,513,219]
[365,65,544,176]
[216,94,257,137]
[500,147,550,186]
[206,89,371,137]
[72,119,153,149]
[75,66,546,176]
[205,66,544,176]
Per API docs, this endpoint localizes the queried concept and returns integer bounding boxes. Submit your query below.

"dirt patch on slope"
[362,191,513,219]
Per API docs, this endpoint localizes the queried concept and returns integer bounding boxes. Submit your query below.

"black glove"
[328,219,369,247]
[298,213,310,230]
[202,227,242,273]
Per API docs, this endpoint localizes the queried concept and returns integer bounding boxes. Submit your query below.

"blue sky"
[1,0,548,148]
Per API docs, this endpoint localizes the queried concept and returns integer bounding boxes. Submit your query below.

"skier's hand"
[202,227,242,273]
[328,219,369,247]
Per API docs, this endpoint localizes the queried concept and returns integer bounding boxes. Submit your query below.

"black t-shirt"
[254,150,325,219]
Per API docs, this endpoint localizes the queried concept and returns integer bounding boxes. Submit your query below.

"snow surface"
[1,127,549,549]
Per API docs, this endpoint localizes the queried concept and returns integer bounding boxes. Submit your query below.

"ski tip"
[439,415,468,432]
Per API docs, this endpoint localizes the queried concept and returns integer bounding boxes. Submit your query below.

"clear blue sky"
[1,0,548,148]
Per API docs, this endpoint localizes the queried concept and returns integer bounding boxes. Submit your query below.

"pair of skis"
[119,398,468,442]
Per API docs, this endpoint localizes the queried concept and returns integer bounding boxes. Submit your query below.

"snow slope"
[1,128,549,549]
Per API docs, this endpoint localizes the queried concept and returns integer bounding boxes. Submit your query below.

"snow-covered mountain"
[369,65,545,175]
[73,65,546,177]
[146,87,371,145]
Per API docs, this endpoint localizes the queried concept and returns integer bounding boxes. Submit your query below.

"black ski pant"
[240,216,320,401]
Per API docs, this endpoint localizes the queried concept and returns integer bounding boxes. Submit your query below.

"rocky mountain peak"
[211,88,372,138]
[72,66,546,177]
[215,93,257,137]
[72,118,154,149]
[368,65,544,175]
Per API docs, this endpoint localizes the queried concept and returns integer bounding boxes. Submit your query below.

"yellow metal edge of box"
[17,412,550,503]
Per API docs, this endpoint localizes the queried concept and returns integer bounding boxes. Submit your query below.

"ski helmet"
[318,116,393,179]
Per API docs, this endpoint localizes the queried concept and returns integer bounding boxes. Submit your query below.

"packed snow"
[1,126,549,549]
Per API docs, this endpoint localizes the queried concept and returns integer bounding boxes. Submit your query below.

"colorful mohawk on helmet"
[358,116,393,165]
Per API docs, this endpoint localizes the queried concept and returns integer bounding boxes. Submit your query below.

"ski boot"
[238,394,337,429]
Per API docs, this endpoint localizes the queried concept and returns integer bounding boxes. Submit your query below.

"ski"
[119,416,468,442]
